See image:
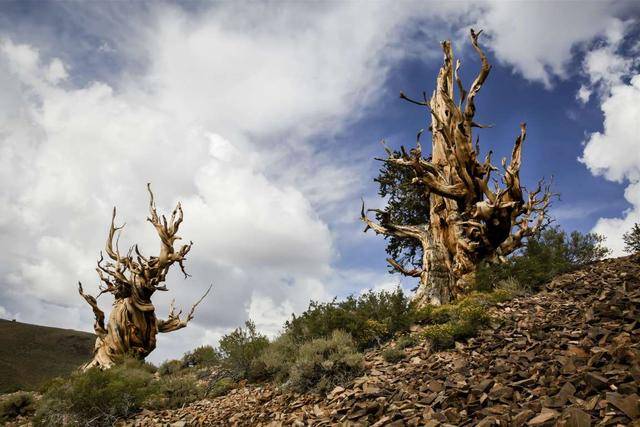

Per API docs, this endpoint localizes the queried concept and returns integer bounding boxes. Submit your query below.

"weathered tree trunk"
[78,184,210,370]
[414,230,455,306]
[362,30,552,306]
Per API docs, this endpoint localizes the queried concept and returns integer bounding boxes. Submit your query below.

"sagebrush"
[288,330,364,394]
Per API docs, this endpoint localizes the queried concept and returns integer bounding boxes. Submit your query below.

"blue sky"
[0,1,638,363]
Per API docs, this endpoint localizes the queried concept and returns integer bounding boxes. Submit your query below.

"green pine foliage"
[623,223,640,253]
[374,149,430,271]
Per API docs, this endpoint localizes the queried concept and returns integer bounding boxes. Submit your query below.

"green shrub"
[564,230,611,265]
[484,288,514,303]
[206,377,234,398]
[476,227,610,291]
[382,347,406,363]
[413,304,451,325]
[0,391,36,421]
[118,355,157,373]
[158,359,183,376]
[219,320,269,379]
[257,332,298,382]
[623,223,640,253]
[413,294,489,326]
[412,293,491,351]
[182,345,221,368]
[422,321,477,351]
[395,335,417,350]
[284,287,413,350]
[144,375,202,410]
[288,330,363,394]
[34,361,155,426]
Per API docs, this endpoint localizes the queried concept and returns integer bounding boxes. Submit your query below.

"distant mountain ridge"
[0,318,95,393]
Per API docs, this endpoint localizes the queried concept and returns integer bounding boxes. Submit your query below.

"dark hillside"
[0,319,94,392]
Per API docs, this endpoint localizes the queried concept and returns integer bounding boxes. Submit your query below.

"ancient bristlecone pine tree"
[362,29,551,307]
[78,184,211,370]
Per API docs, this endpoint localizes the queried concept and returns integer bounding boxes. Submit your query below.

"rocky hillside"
[128,255,640,426]
[0,319,94,393]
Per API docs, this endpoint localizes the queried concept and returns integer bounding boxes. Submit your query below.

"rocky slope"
[127,255,640,426]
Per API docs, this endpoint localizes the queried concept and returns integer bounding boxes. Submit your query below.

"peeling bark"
[78,184,211,370]
[363,30,552,306]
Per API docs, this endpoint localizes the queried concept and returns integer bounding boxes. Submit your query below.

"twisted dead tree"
[362,29,552,307]
[78,184,211,370]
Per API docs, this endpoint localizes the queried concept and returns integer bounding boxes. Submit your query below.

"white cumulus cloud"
[581,75,640,255]
[476,2,630,88]
[0,2,450,363]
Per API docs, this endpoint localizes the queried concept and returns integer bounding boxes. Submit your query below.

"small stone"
[585,372,609,389]
[474,379,495,393]
[528,408,559,426]
[476,416,497,427]
[562,407,592,427]
[606,392,640,419]
[545,382,576,407]
[512,409,534,427]
[566,346,589,358]
[426,380,444,393]
[328,386,345,399]
[443,407,460,423]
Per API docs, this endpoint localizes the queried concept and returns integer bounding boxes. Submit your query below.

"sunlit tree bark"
[363,29,551,306]
[78,184,211,370]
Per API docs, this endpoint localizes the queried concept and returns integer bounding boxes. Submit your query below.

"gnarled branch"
[78,282,107,337]
[361,199,425,239]
[157,284,213,333]
[387,257,423,277]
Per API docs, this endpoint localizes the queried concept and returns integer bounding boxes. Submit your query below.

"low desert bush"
[382,347,406,363]
[206,377,235,398]
[413,292,492,351]
[288,330,364,394]
[219,320,270,380]
[33,360,155,426]
[421,321,478,350]
[0,391,36,421]
[158,359,183,376]
[257,332,299,382]
[395,335,417,350]
[144,375,203,410]
[476,227,610,291]
[284,287,413,350]
[182,345,221,368]
[413,294,489,326]
[493,276,529,297]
